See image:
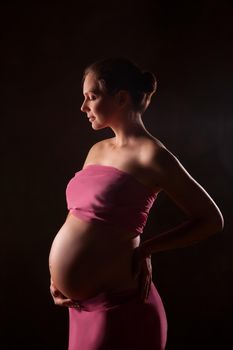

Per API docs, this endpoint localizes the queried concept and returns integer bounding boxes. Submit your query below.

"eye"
[89,95,96,101]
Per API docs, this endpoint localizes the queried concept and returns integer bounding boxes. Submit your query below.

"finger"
[54,297,74,307]
[50,285,67,298]
[139,279,148,301]
[133,260,142,279]
[50,289,63,299]
[50,288,59,297]
[62,299,83,308]
[145,278,152,301]
[140,277,152,302]
[50,284,58,294]
[68,302,82,309]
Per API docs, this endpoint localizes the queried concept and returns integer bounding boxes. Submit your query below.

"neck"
[109,111,151,147]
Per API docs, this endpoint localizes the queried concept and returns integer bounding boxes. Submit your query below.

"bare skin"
[49,72,224,308]
[49,136,162,305]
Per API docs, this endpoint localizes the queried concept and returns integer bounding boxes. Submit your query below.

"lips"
[88,115,95,122]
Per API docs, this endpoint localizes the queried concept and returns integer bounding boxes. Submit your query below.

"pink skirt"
[68,281,167,350]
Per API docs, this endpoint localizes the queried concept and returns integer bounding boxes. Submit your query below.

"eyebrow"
[83,89,99,96]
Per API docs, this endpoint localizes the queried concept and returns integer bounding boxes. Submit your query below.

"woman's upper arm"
[151,147,224,228]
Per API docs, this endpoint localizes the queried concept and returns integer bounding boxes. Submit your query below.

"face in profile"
[80,72,119,130]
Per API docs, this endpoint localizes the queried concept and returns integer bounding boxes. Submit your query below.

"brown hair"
[82,57,157,113]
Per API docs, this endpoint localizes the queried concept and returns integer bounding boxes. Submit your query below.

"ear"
[114,90,130,108]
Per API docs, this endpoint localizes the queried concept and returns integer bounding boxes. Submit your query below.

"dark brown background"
[1,1,233,349]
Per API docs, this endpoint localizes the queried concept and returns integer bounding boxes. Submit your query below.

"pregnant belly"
[49,214,140,300]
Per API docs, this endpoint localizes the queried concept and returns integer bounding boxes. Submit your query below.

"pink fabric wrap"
[65,164,167,349]
[66,164,157,235]
[68,281,167,350]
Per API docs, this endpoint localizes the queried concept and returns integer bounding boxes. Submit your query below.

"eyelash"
[88,95,96,101]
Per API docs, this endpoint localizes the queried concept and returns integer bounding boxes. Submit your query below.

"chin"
[91,122,107,130]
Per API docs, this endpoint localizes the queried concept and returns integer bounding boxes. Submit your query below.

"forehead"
[83,72,101,95]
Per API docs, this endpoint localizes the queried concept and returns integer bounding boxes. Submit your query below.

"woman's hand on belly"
[50,278,80,309]
[49,217,142,300]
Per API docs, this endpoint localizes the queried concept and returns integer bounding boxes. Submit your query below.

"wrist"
[138,242,151,259]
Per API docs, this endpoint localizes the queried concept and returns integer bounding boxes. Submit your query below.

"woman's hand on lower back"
[131,247,152,302]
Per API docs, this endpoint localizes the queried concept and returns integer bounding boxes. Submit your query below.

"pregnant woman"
[48,57,224,350]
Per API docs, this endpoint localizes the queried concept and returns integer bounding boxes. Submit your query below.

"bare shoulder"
[82,138,114,166]
[142,139,192,180]
[139,135,168,166]
[142,138,199,193]
[89,138,110,152]
[142,139,223,225]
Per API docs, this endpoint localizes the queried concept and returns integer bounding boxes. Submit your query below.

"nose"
[80,99,90,113]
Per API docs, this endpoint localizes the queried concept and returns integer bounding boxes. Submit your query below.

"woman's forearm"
[140,216,223,258]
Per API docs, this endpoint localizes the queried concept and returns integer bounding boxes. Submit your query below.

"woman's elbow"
[206,209,224,235]
[216,211,224,232]
[196,205,224,237]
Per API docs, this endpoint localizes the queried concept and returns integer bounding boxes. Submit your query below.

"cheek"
[94,101,114,118]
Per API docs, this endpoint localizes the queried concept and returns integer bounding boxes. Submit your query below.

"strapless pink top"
[66,164,157,235]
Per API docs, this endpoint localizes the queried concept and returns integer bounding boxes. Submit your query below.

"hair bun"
[140,71,157,94]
